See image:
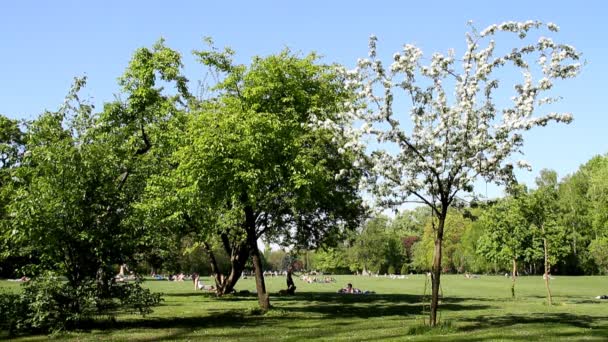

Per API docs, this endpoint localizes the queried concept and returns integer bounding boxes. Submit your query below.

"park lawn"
[2,275,608,341]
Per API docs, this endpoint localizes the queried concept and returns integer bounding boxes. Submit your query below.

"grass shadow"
[270,291,493,318]
[457,312,608,333]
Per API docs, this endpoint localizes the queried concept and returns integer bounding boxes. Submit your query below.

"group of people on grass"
[150,272,190,281]
[300,275,336,284]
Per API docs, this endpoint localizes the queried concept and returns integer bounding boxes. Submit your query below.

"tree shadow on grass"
[452,312,608,340]
[458,312,608,331]
[268,292,493,318]
[0,292,492,341]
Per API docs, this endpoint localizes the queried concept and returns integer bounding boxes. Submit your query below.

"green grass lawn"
[2,274,608,341]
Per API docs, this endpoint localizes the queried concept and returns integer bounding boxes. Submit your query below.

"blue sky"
[1,0,606,197]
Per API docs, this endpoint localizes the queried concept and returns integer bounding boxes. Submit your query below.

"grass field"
[2,274,608,341]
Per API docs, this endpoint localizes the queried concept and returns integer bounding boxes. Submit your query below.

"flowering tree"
[347,21,581,325]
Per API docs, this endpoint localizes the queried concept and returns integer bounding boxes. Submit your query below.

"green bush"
[0,273,163,335]
[0,292,27,334]
[387,265,396,274]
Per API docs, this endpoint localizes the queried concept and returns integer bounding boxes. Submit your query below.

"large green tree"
[1,40,188,329]
[141,45,365,310]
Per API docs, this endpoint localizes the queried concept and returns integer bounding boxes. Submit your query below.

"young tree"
[348,21,581,325]
[523,169,570,304]
[558,171,592,273]
[477,194,533,297]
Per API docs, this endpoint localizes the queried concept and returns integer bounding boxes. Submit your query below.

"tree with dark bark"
[140,43,365,310]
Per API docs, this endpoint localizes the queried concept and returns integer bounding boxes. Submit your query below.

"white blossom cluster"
[339,21,582,213]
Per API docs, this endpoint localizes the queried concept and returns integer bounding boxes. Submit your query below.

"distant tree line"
[299,158,608,278]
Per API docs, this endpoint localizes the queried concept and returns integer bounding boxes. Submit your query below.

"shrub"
[0,273,163,335]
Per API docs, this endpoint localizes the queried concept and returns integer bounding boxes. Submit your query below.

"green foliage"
[0,274,162,335]
[526,170,571,267]
[589,237,608,274]
[477,196,534,268]
[400,263,409,275]
[0,40,190,333]
[412,211,473,272]
[0,291,26,334]
[310,247,351,273]
[458,220,492,273]
[177,47,364,247]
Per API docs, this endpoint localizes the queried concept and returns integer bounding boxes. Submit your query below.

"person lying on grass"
[337,283,375,294]
[192,273,216,291]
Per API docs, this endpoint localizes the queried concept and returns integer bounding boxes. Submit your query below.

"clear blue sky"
[1,0,606,196]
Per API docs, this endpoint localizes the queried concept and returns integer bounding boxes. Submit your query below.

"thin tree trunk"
[202,242,223,291]
[570,203,577,256]
[429,213,446,326]
[542,223,552,305]
[572,224,577,256]
[511,258,517,298]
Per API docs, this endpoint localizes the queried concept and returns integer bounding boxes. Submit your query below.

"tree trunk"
[429,212,446,326]
[511,258,517,298]
[572,224,577,256]
[245,205,270,311]
[543,233,553,305]
[541,223,553,305]
[203,239,249,296]
[221,249,248,295]
[251,242,270,310]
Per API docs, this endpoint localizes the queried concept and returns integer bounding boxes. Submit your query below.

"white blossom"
[517,160,532,171]
[350,20,581,214]
[547,22,560,32]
